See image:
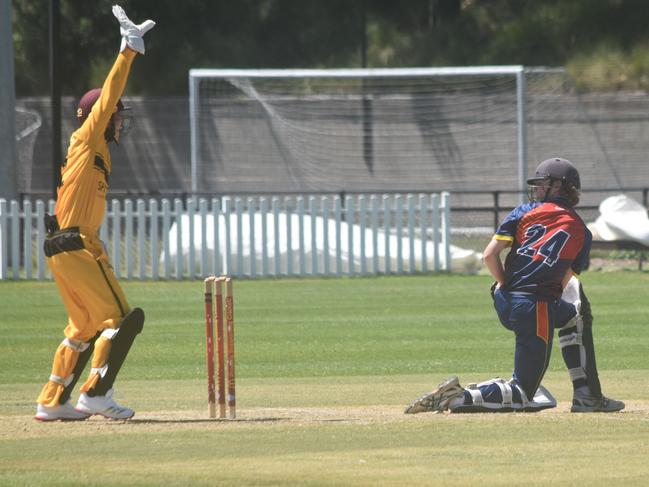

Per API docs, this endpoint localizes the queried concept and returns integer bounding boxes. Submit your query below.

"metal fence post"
[0,199,7,279]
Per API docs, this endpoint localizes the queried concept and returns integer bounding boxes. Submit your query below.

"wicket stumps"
[203,276,236,419]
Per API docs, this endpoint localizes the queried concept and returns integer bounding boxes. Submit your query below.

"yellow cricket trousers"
[37,229,130,406]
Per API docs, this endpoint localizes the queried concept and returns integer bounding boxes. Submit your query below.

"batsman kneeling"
[405,158,624,414]
[35,5,155,421]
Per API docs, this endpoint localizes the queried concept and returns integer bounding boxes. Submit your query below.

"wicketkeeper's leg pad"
[81,307,145,397]
[59,333,99,404]
[37,337,96,407]
[450,378,556,413]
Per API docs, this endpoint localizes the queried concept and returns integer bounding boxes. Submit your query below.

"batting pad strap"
[559,331,583,349]
[90,365,108,379]
[495,380,513,407]
[100,328,119,340]
[466,387,484,406]
[62,338,91,353]
[568,367,587,381]
[49,373,74,387]
[510,381,530,407]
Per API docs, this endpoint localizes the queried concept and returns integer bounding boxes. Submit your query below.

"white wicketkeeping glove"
[112,5,155,55]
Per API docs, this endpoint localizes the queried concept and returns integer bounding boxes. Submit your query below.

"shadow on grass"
[128,417,288,424]
[127,417,355,424]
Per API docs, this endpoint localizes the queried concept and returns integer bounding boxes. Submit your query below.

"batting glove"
[112,5,155,55]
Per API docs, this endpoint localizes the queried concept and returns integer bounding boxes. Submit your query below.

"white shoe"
[404,376,466,414]
[35,401,90,422]
[75,388,135,419]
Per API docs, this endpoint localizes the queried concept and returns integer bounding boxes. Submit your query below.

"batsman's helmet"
[526,157,581,190]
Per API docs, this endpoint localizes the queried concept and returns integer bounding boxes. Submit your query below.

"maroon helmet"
[76,88,130,126]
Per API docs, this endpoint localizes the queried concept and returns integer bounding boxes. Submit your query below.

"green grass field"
[1,272,648,486]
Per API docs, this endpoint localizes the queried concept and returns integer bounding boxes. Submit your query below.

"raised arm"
[77,5,155,144]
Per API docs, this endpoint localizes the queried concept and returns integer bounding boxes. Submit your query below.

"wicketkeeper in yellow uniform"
[35,5,155,421]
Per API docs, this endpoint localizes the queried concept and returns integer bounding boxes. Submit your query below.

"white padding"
[559,277,583,331]
[100,328,119,340]
[62,338,90,353]
[561,276,581,304]
[90,365,108,378]
[530,385,557,409]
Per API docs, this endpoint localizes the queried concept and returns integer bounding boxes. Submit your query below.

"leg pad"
[88,308,145,397]
[451,379,556,413]
[59,334,99,404]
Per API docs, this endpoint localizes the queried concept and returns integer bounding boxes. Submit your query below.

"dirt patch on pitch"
[3,401,648,439]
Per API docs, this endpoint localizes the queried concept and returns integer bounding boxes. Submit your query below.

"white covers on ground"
[167,213,482,275]
[588,194,649,245]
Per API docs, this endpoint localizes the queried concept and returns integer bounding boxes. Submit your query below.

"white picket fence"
[0,193,451,280]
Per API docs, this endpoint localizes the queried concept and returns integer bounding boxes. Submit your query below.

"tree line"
[12,0,649,96]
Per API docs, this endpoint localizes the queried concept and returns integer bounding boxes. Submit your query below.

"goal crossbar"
[189,66,525,79]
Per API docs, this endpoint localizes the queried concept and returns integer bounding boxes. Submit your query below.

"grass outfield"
[1,272,648,486]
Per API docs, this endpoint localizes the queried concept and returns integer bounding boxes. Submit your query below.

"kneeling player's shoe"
[76,388,135,420]
[404,376,465,414]
[34,401,90,422]
[571,392,625,413]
